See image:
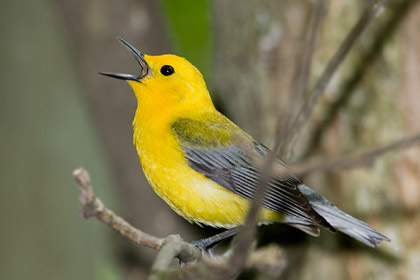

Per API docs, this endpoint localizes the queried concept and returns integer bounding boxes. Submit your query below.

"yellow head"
[100,38,215,117]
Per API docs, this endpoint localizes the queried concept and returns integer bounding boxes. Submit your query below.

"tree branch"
[148,235,203,280]
[73,168,201,266]
[73,168,164,250]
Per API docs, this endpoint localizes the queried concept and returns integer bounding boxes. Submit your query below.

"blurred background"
[1,0,420,279]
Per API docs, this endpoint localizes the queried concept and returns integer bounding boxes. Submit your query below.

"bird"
[100,38,390,250]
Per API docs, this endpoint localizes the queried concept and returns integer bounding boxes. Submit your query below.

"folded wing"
[171,117,334,231]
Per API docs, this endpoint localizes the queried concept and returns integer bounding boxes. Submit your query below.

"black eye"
[160,65,174,76]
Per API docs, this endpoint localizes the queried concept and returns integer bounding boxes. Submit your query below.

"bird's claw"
[190,240,218,257]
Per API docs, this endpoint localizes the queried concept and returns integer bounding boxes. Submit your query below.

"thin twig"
[73,168,164,250]
[301,0,415,159]
[279,0,326,159]
[282,0,386,156]
[227,1,386,275]
[227,149,278,277]
[225,3,325,266]
[227,1,325,274]
[73,167,201,266]
[229,128,420,276]
[272,132,420,178]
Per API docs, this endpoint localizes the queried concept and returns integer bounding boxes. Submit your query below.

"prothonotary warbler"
[100,38,390,250]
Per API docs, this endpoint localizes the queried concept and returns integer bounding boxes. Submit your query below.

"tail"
[298,184,390,247]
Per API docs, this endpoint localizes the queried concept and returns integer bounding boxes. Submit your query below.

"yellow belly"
[133,113,283,228]
[138,145,283,227]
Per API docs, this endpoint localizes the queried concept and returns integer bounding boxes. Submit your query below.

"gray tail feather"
[298,184,390,247]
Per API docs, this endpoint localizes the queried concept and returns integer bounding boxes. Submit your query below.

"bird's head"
[100,38,215,116]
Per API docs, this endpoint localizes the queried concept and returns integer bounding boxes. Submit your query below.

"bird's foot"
[190,239,218,257]
[189,227,242,257]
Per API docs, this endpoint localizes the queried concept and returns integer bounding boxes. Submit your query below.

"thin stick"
[273,132,420,178]
[73,168,202,266]
[227,0,386,275]
[279,0,326,159]
[73,168,164,250]
[226,0,326,268]
[301,0,415,159]
[227,1,326,274]
[227,148,278,277]
[283,0,386,156]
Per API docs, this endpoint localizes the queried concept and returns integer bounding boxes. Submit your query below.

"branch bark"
[73,168,201,266]
[73,168,164,250]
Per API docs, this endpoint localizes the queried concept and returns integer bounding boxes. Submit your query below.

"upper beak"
[99,37,150,82]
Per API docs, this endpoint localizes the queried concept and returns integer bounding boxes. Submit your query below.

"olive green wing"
[171,117,333,230]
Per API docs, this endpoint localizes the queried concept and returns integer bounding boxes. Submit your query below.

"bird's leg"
[190,227,242,256]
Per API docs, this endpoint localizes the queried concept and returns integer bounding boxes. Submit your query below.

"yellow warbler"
[100,38,389,249]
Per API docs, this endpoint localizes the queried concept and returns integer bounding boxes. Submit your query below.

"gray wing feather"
[182,142,331,228]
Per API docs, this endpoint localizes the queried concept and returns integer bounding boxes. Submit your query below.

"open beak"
[99,37,150,82]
